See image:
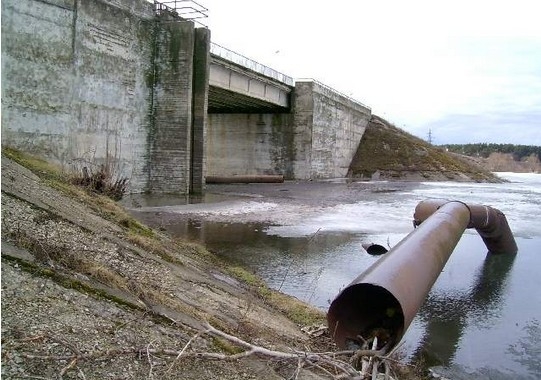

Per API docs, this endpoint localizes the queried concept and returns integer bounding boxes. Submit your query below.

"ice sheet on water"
[265,199,418,237]
[266,173,541,238]
[138,173,541,239]
[137,200,280,217]
[412,173,541,239]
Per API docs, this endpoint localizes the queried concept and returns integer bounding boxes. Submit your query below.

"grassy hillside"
[348,115,500,182]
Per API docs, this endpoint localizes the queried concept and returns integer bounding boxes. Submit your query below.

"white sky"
[190,0,541,145]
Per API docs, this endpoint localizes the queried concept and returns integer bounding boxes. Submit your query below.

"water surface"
[127,173,541,379]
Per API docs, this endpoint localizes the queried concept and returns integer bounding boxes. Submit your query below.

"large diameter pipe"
[414,199,517,254]
[328,201,471,351]
[205,175,284,184]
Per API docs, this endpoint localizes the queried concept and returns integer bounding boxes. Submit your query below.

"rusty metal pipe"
[413,199,517,254]
[205,175,284,184]
[327,200,516,352]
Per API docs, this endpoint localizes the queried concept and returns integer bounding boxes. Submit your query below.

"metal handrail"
[210,42,294,86]
[152,1,370,107]
[296,78,371,110]
[154,0,208,26]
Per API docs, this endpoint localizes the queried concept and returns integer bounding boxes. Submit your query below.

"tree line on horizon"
[440,143,541,161]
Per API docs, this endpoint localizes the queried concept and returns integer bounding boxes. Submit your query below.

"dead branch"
[48,334,81,357]
[9,322,407,379]
[146,341,155,379]
[165,330,205,374]
[59,357,77,377]
[196,322,362,378]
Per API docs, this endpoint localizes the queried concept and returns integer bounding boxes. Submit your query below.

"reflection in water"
[133,212,538,377]
[470,253,518,313]
[131,211,373,307]
[414,252,517,367]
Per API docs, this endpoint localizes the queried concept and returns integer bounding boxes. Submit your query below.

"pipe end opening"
[327,284,404,352]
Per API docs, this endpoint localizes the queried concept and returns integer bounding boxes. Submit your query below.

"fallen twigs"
[7,323,406,379]
[346,333,404,380]
[167,322,363,379]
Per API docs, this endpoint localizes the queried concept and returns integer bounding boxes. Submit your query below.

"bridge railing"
[153,0,208,26]
[296,78,371,110]
[210,43,295,87]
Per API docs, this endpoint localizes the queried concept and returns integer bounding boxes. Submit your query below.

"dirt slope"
[349,115,501,182]
[1,152,332,379]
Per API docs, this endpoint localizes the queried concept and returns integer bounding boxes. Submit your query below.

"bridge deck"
[209,43,293,113]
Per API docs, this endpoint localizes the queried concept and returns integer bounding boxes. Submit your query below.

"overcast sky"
[193,0,541,145]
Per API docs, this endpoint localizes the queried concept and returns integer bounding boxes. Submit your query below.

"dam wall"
[294,80,371,179]
[2,0,370,192]
[1,0,209,193]
[206,113,295,178]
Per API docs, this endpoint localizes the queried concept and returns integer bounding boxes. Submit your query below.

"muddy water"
[126,174,541,379]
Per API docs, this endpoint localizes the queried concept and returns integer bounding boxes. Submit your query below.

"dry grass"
[226,266,325,326]
[71,163,128,201]
[4,228,130,291]
[126,232,186,266]
[3,147,141,223]
[348,115,499,182]
[2,146,69,183]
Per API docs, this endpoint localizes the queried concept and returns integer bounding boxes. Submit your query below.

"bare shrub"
[71,161,129,201]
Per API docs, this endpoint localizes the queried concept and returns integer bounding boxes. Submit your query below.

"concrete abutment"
[205,80,371,180]
[2,0,210,194]
[2,0,371,194]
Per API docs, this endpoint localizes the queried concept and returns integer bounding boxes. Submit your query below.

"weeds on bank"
[3,146,129,200]
[2,146,66,183]
[126,232,188,266]
[3,147,153,235]
[1,254,141,313]
[71,163,128,201]
[3,147,329,366]
[4,227,129,291]
[226,265,324,326]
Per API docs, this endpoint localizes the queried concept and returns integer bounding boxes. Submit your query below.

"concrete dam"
[1,0,372,194]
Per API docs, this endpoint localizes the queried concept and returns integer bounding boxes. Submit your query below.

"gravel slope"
[1,156,328,380]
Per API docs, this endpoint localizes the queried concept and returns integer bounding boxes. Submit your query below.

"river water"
[126,173,541,379]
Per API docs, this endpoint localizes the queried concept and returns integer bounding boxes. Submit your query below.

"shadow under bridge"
[209,43,294,113]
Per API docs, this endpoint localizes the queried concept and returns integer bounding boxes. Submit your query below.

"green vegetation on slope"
[348,115,499,182]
